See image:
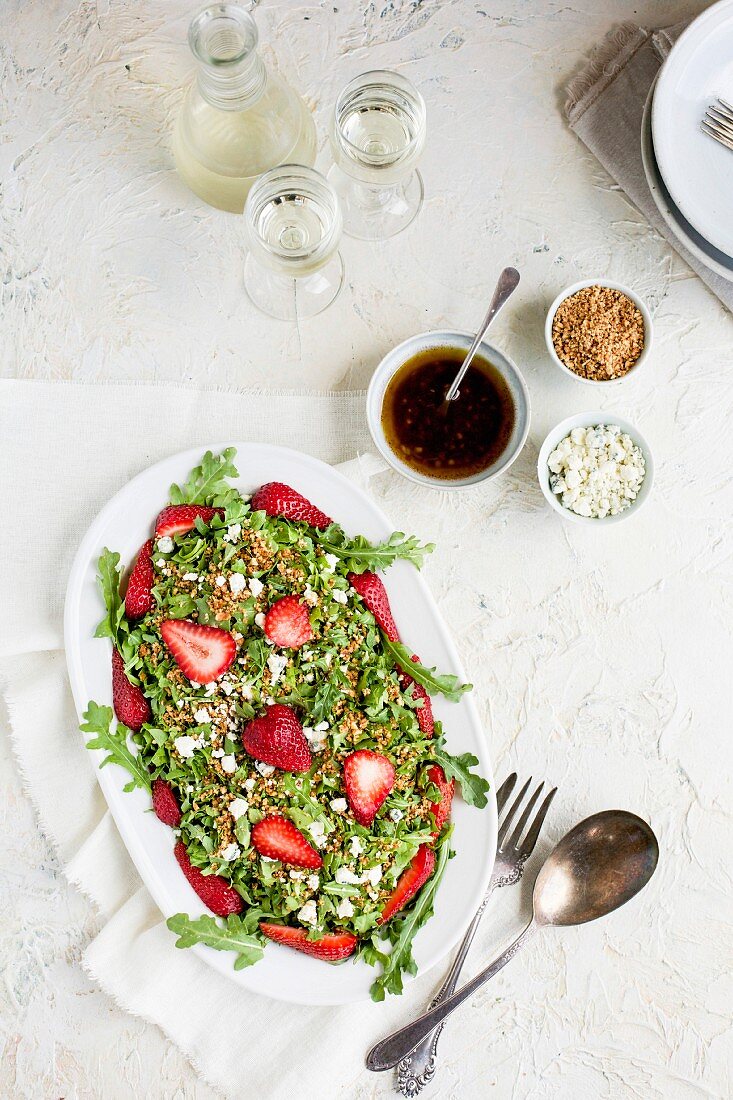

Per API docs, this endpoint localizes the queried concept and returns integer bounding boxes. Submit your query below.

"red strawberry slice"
[251,815,322,869]
[399,655,434,737]
[155,504,223,539]
[264,595,313,649]
[379,844,435,924]
[125,539,155,619]
[160,619,236,682]
[174,841,243,916]
[112,648,151,731]
[251,482,332,529]
[152,778,182,827]
[347,571,400,642]
[259,922,357,962]
[242,704,312,772]
[425,764,454,837]
[343,750,395,827]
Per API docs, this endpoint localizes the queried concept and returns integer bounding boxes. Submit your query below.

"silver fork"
[392,774,557,1097]
[701,97,733,153]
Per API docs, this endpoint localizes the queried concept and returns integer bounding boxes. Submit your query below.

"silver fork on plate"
[392,774,557,1097]
[701,97,733,152]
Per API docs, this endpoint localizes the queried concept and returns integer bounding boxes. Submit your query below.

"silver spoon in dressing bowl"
[366,809,659,1072]
[439,266,520,413]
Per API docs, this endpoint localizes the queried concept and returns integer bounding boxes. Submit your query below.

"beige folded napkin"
[565,18,733,310]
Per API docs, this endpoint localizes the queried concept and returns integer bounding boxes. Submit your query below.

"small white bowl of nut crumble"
[538,412,654,525]
[545,280,653,385]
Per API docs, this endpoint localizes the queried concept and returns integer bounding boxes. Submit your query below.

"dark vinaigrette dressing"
[381,347,516,480]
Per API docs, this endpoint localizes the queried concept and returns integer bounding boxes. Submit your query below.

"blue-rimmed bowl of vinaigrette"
[366,331,531,489]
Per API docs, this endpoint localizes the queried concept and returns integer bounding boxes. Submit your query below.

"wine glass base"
[243,252,344,321]
[327,166,424,241]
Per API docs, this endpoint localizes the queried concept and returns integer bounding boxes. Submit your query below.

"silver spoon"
[366,809,659,1072]
[440,266,520,411]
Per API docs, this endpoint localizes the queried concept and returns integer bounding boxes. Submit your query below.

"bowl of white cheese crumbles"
[537,412,653,524]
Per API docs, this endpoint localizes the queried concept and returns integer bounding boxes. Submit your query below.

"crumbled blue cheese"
[266,653,288,684]
[224,523,242,543]
[254,612,266,629]
[221,754,237,773]
[193,707,211,724]
[349,836,364,857]
[308,821,327,847]
[335,866,360,885]
[256,761,275,777]
[220,842,240,861]
[332,588,348,605]
[336,898,354,919]
[547,424,646,519]
[330,797,348,814]
[173,735,199,759]
[229,797,249,819]
[229,572,246,595]
[298,900,318,925]
[156,536,174,554]
[249,577,265,598]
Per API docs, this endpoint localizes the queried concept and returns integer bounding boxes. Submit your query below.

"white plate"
[653,0,733,257]
[64,442,497,1005]
[642,75,733,282]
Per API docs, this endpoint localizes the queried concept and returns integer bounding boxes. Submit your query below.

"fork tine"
[496,776,532,846]
[702,121,733,152]
[495,773,517,816]
[518,786,557,860]
[717,96,733,118]
[505,781,544,851]
[706,106,733,133]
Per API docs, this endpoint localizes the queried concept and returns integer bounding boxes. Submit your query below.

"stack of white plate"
[644,0,733,282]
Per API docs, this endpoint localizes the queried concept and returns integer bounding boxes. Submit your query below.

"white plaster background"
[1,0,732,1098]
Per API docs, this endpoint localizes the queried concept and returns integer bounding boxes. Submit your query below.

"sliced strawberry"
[174,841,243,916]
[347,571,400,642]
[112,648,151,731]
[242,704,312,772]
[379,844,435,924]
[259,922,357,962]
[152,778,181,827]
[160,619,236,682]
[425,764,454,837]
[155,504,223,539]
[399,655,434,737]
[251,815,322,869]
[125,539,155,619]
[264,595,313,649]
[343,749,395,827]
[251,482,332,529]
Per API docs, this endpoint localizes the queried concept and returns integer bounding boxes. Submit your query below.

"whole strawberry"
[174,841,243,917]
[242,704,312,772]
[152,778,182,827]
[251,482,332,529]
[111,648,151,731]
[125,539,155,619]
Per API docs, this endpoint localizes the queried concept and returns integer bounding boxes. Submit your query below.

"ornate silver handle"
[395,874,506,1095]
[367,919,536,1073]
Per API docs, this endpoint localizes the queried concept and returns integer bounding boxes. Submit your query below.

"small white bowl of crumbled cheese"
[537,412,653,524]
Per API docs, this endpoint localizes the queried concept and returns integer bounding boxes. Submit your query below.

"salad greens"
[83,448,489,999]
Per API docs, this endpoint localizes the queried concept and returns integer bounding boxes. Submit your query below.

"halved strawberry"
[343,750,395,827]
[379,844,435,924]
[259,922,357,962]
[251,815,322,869]
[425,764,454,837]
[112,648,151,731]
[250,482,332,529]
[264,595,313,649]
[347,571,400,642]
[160,619,236,682]
[125,539,155,619]
[242,704,312,772]
[155,504,223,539]
[174,841,243,917]
[152,778,181,827]
[399,655,434,737]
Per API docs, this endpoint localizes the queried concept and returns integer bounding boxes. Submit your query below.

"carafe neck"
[189,4,267,110]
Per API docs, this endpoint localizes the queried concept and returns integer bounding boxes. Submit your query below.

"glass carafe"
[173,4,317,213]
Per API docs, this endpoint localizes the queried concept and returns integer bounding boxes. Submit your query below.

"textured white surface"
[1,1,732,1098]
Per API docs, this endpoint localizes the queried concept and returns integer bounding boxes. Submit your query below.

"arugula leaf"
[166,913,264,970]
[169,449,239,505]
[383,639,472,703]
[431,747,490,809]
[320,529,434,572]
[81,701,151,792]
[94,549,126,646]
[370,832,453,1001]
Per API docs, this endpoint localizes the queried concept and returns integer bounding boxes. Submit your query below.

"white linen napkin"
[0,379,491,1100]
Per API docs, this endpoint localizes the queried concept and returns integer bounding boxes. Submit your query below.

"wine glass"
[243,164,344,321]
[327,70,426,240]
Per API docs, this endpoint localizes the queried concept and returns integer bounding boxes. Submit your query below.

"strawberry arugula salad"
[82,448,489,1000]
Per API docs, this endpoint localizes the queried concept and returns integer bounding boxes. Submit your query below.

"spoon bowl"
[533,810,659,927]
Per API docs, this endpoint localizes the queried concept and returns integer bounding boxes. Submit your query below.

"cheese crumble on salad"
[82,448,489,1000]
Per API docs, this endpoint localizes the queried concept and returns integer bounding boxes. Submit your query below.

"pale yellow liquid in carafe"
[174,80,317,213]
